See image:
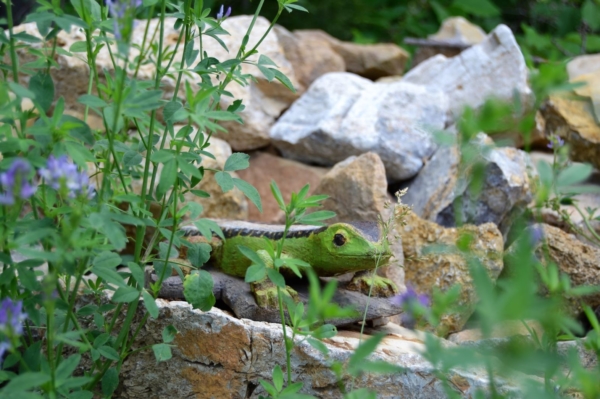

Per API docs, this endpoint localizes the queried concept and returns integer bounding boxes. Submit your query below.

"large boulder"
[397,211,504,335]
[403,134,537,230]
[117,301,515,398]
[274,28,346,92]
[403,25,532,120]
[507,224,600,315]
[270,72,448,182]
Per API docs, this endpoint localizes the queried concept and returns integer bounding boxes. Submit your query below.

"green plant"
[0,0,304,396]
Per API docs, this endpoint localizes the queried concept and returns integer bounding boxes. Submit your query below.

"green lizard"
[180,220,398,308]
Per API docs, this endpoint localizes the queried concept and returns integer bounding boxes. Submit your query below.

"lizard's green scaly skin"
[183,221,391,277]
[182,220,397,305]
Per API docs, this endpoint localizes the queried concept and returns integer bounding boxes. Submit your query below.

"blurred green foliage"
[204,0,600,62]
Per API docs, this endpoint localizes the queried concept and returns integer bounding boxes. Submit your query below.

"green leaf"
[183,270,216,311]
[267,268,286,288]
[29,72,54,112]
[273,70,296,93]
[557,163,593,187]
[70,0,102,22]
[233,178,262,213]
[223,153,250,172]
[98,346,120,361]
[78,94,108,108]
[452,0,499,17]
[259,380,278,397]
[215,171,234,192]
[307,337,329,356]
[360,360,404,374]
[296,211,336,225]
[162,325,178,343]
[583,0,600,30]
[188,243,212,268]
[273,365,284,392]
[55,354,81,382]
[284,4,308,12]
[347,334,384,375]
[270,180,286,211]
[68,390,94,399]
[3,372,50,391]
[245,264,267,283]
[142,290,159,318]
[238,245,266,267]
[92,252,126,286]
[258,54,277,67]
[257,65,276,81]
[112,286,140,302]
[345,388,377,399]
[193,219,225,240]
[151,149,175,163]
[163,101,183,123]
[70,41,88,52]
[157,159,177,199]
[127,261,145,286]
[152,343,173,362]
[123,150,143,167]
[8,82,36,99]
[101,367,119,397]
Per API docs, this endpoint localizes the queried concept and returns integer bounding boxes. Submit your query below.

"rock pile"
[14,13,600,398]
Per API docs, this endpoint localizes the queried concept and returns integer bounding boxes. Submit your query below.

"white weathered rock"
[404,25,532,119]
[403,134,536,229]
[117,301,519,398]
[271,72,448,181]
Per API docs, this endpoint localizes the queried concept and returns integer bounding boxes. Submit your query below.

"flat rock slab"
[153,270,404,326]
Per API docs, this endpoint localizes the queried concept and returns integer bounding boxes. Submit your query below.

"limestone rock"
[326,39,409,80]
[448,320,543,345]
[403,25,532,119]
[270,73,448,182]
[397,211,504,335]
[429,17,487,45]
[403,135,537,229]
[235,151,327,223]
[522,224,600,314]
[274,28,346,92]
[567,54,600,80]
[117,301,516,398]
[315,152,389,224]
[542,94,600,170]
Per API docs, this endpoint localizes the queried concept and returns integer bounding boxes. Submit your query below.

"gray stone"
[403,134,536,229]
[403,25,532,119]
[270,72,448,181]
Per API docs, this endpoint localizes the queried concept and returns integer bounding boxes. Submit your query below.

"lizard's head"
[320,221,391,264]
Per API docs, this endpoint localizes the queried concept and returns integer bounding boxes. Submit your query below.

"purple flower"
[217,4,231,19]
[106,0,142,40]
[547,135,565,149]
[0,158,36,205]
[529,225,544,246]
[39,156,95,200]
[0,298,27,337]
[391,286,430,308]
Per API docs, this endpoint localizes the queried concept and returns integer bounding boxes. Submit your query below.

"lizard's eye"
[333,233,346,247]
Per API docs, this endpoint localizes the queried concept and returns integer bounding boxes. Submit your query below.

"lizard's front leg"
[346,270,399,298]
[250,250,299,309]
